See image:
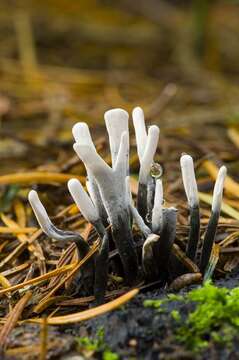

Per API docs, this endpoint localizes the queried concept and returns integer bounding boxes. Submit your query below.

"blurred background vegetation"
[0,0,239,174]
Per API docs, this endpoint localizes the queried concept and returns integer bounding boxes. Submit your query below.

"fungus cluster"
[28,107,227,304]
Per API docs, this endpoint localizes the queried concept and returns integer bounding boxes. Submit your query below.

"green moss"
[143,299,164,310]
[171,310,181,322]
[143,293,183,311]
[177,282,239,352]
[144,281,239,353]
[103,350,119,360]
[76,327,119,359]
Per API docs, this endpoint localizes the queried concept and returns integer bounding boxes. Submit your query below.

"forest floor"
[1,1,239,359]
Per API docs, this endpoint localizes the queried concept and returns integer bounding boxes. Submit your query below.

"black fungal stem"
[111,209,138,284]
[72,236,95,295]
[137,182,148,222]
[200,211,219,274]
[153,208,177,281]
[186,205,200,261]
[94,232,109,304]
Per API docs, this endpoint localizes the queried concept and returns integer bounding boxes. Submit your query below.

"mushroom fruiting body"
[28,106,228,302]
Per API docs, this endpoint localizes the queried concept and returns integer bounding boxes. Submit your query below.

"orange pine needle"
[28,288,139,325]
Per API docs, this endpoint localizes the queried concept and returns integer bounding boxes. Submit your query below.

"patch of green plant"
[76,327,119,359]
[176,282,239,352]
[143,293,183,311]
[171,310,181,322]
[144,282,239,353]
[143,298,164,310]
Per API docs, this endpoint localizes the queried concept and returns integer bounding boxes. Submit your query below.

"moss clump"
[76,327,119,360]
[144,281,239,353]
[177,282,239,352]
[143,293,183,311]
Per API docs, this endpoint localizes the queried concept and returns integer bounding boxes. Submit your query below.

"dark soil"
[75,270,239,360]
[5,270,239,360]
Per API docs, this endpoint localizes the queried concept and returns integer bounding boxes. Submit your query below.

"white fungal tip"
[132,106,144,121]
[72,122,94,147]
[180,154,199,207]
[212,166,227,213]
[148,125,160,138]
[104,108,129,166]
[132,107,147,161]
[28,190,51,233]
[73,143,94,162]
[139,125,160,184]
[180,154,193,168]
[68,178,99,223]
[104,108,129,124]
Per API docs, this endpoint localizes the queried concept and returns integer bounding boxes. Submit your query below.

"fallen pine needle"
[13,199,27,228]
[1,263,31,277]
[198,192,239,220]
[0,241,29,270]
[33,296,69,314]
[37,241,99,304]
[0,291,32,349]
[219,231,239,248]
[203,160,239,198]
[0,274,11,289]
[27,288,139,325]
[0,227,37,234]
[0,263,76,296]
[227,128,239,149]
[0,172,83,185]
[5,339,62,356]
